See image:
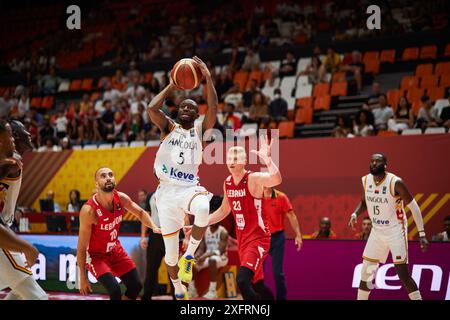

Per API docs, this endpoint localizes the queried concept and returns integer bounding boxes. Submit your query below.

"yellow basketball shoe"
[178,255,195,283]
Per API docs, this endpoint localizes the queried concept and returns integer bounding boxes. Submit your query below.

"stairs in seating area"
[295,95,368,138]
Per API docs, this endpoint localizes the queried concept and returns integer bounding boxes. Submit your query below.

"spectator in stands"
[310,217,337,239]
[59,136,71,150]
[219,103,242,131]
[388,96,414,132]
[353,216,372,240]
[364,82,382,109]
[216,69,234,100]
[278,51,297,78]
[67,189,82,213]
[318,46,341,83]
[54,106,68,139]
[107,111,127,143]
[103,81,122,109]
[352,109,374,137]
[432,216,450,242]
[129,112,146,142]
[46,190,61,212]
[39,66,61,95]
[248,92,269,126]
[79,104,102,143]
[268,88,288,123]
[416,95,439,130]
[148,77,161,96]
[17,93,30,118]
[332,115,352,138]
[79,94,91,113]
[297,55,321,85]
[263,187,303,300]
[112,69,128,91]
[0,90,15,120]
[372,94,394,131]
[38,117,55,147]
[340,50,364,92]
[100,100,115,140]
[148,39,162,60]
[241,46,261,71]
[242,79,260,109]
[223,83,244,111]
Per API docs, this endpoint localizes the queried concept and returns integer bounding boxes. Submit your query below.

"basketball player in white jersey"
[147,56,218,299]
[0,120,48,300]
[188,223,229,299]
[348,153,429,300]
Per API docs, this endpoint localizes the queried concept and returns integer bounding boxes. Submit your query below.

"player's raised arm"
[395,179,429,252]
[193,56,218,132]
[249,135,282,188]
[118,192,161,234]
[349,184,367,229]
[147,78,176,134]
[208,186,231,225]
[77,204,95,295]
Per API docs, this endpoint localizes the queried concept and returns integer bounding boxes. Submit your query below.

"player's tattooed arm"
[208,185,231,225]
[77,204,95,295]
[147,78,176,134]
[118,192,161,233]
[349,185,367,229]
[192,56,218,132]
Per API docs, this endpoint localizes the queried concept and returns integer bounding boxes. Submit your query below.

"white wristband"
[351,213,357,220]
[418,231,426,238]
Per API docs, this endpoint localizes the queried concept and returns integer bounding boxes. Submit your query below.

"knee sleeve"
[361,259,378,284]
[190,195,210,227]
[163,233,180,267]
[10,276,48,300]
[236,267,258,300]
[120,269,142,300]
[98,273,122,300]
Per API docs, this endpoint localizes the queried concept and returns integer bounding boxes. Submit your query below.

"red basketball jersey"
[86,189,125,254]
[224,171,270,247]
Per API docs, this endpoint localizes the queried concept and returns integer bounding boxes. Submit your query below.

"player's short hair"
[362,216,371,221]
[227,146,247,164]
[179,99,198,109]
[94,167,111,180]
[372,153,387,164]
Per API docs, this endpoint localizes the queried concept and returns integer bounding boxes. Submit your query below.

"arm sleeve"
[407,199,425,235]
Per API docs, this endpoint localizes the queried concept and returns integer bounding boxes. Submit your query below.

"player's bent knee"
[361,259,378,283]
[236,268,253,290]
[190,195,210,227]
[12,276,48,300]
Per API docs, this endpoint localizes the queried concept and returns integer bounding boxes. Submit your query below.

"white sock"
[357,289,370,300]
[209,281,216,291]
[408,290,422,300]
[171,277,184,295]
[185,237,201,257]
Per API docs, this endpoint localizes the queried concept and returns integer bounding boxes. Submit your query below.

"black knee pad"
[121,269,142,300]
[98,273,122,300]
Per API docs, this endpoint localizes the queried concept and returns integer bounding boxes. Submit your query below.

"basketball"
[170,58,203,90]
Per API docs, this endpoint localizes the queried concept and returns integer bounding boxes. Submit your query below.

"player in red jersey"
[77,167,160,300]
[208,136,282,300]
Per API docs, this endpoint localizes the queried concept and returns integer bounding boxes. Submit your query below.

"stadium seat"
[400,75,419,90]
[280,76,296,100]
[113,142,129,148]
[295,107,313,124]
[401,47,419,61]
[415,63,433,77]
[146,140,160,147]
[90,92,102,102]
[58,80,70,92]
[247,70,262,88]
[377,130,398,137]
[41,96,54,109]
[332,72,345,82]
[424,127,446,134]
[420,45,437,60]
[330,81,347,96]
[72,145,82,150]
[402,128,422,135]
[364,59,380,74]
[296,97,313,109]
[278,121,295,138]
[233,71,249,92]
[83,144,98,150]
[296,76,309,86]
[144,72,153,83]
[440,74,450,87]
[313,95,331,111]
[313,83,330,97]
[387,89,404,110]
[296,58,310,73]
[380,49,396,63]
[98,143,113,149]
[427,87,445,101]
[294,84,312,98]
[30,97,42,108]
[435,62,450,76]
[70,79,82,91]
[411,101,422,116]
[444,44,450,57]
[406,88,424,103]
[420,75,439,89]
[363,51,379,64]
[129,141,145,147]
[81,78,93,91]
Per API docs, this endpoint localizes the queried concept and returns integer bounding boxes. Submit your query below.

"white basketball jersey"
[0,174,22,227]
[205,225,227,254]
[362,172,406,230]
[154,122,203,186]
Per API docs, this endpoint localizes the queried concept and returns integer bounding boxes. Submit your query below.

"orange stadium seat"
[81,78,93,91]
[427,87,445,101]
[295,107,313,124]
[406,88,424,103]
[412,101,422,116]
[400,75,419,90]
[30,97,42,108]
[387,89,404,110]
[415,63,434,77]
[440,74,450,87]
[247,70,262,88]
[145,72,153,83]
[435,62,450,76]
[420,45,437,60]
[380,49,396,63]
[364,59,380,74]
[420,75,439,89]
[401,47,419,61]
[287,110,295,121]
[313,83,330,97]
[313,95,331,111]
[41,96,54,109]
[363,51,379,64]
[377,130,398,137]
[70,79,82,91]
[90,92,102,102]
[296,97,313,109]
[444,44,450,57]
[278,121,295,138]
[330,81,348,96]
[332,72,345,82]
[233,71,249,92]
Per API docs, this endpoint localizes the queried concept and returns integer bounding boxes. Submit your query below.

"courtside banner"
[16,235,450,300]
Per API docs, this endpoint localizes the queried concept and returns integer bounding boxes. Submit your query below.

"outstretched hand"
[250,135,272,165]
[192,56,210,80]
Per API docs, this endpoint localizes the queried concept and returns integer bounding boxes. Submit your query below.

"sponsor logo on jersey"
[116,203,122,211]
[167,136,198,150]
[96,209,103,217]
[372,217,390,225]
[162,164,169,174]
[366,196,388,204]
[227,189,246,198]
[382,186,387,194]
[164,166,195,182]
